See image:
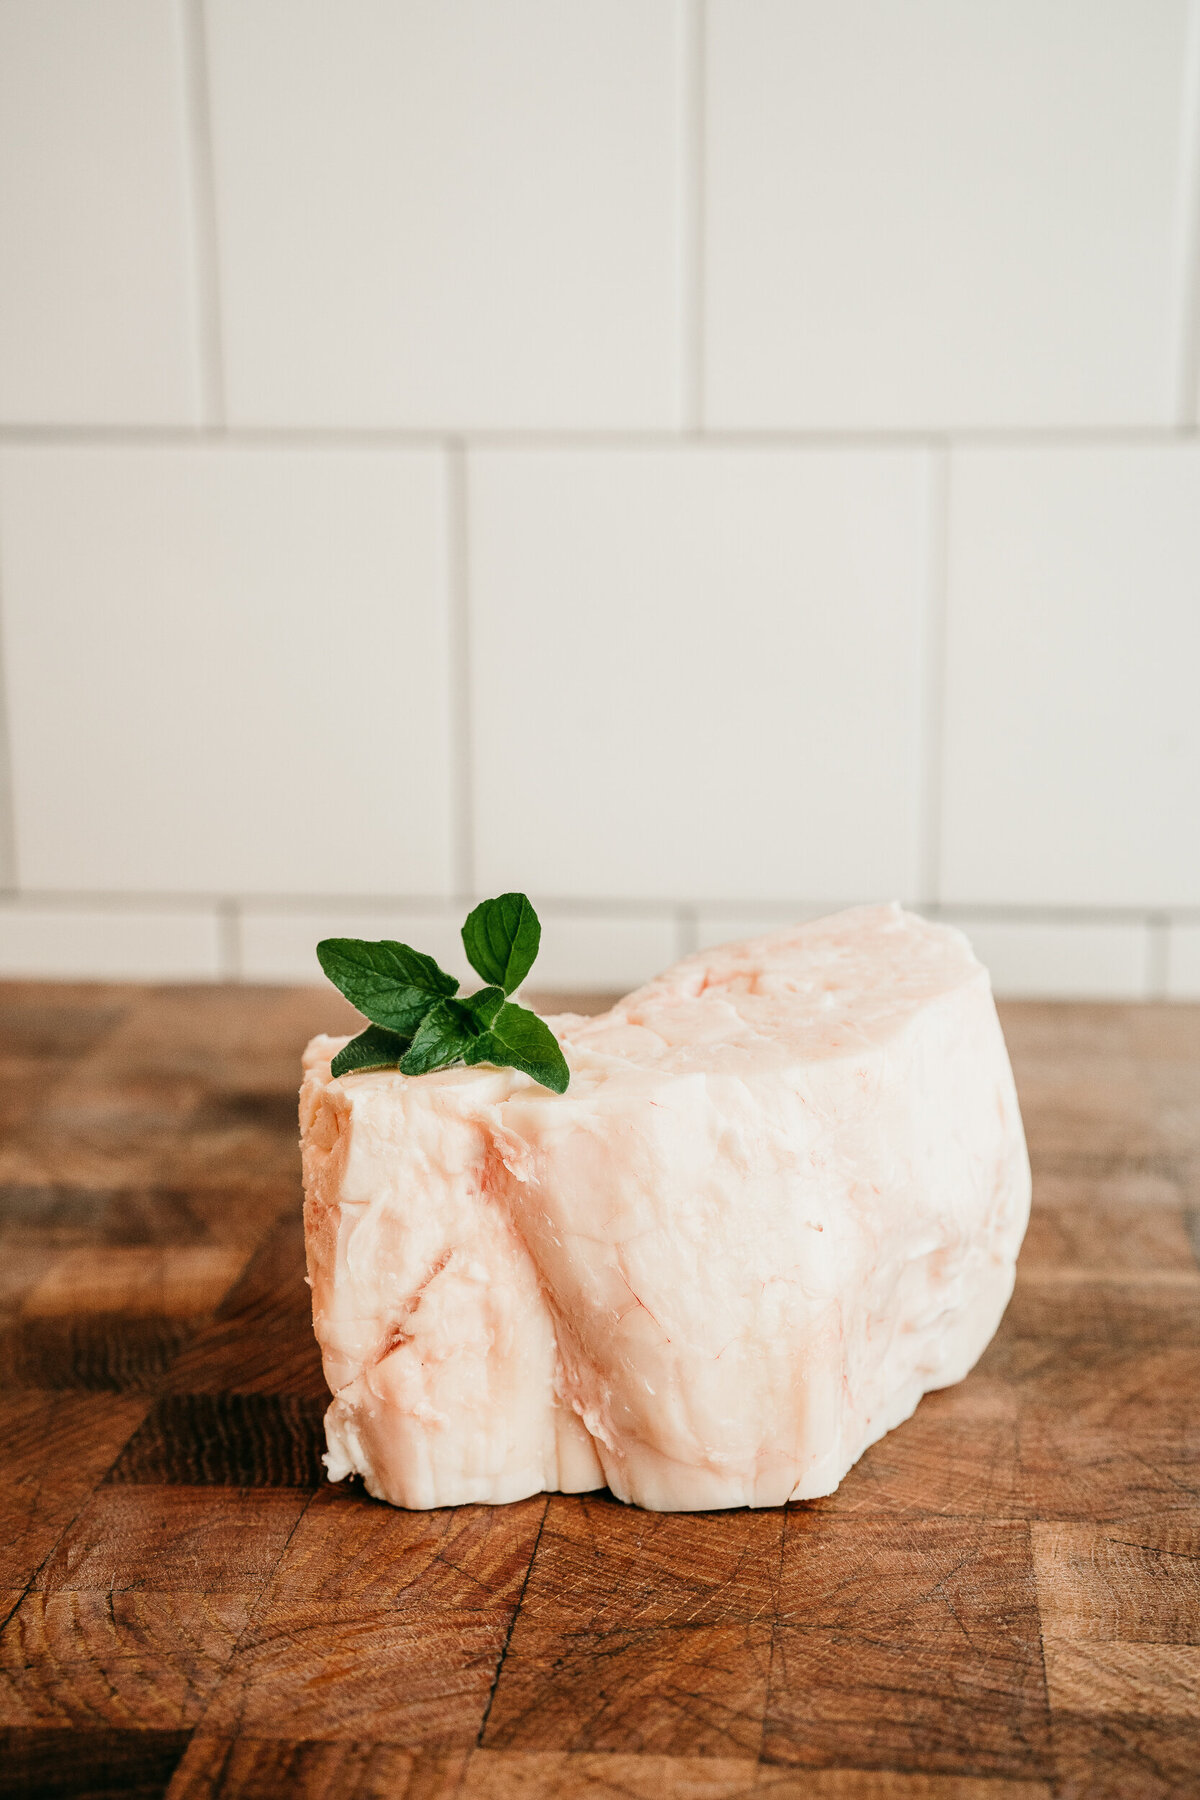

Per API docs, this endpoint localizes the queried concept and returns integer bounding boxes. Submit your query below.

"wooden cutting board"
[1,983,1198,1799]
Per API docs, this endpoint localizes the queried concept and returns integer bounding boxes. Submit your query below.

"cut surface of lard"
[299,903,1030,1512]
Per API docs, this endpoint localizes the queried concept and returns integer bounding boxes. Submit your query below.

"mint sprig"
[461,892,540,992]
[315,935,458,1034]
[317,894,569,1094]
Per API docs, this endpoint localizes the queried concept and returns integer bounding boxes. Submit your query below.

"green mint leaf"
[317,937,458,1034]
[330,1023,411,1078]
[462,985,505,1028]
[398,999,478,1076]
[318,903,569,1093]
[461,893,541,995]
[465,1000,570,1094]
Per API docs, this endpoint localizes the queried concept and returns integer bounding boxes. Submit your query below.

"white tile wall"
[205,0,682,429]
[0,2,1197,997]
[948,918,1151,1001]
[1167,924,1200,998]
[0,903,220,981]
[704,0,1192,429]
[695,909,833,953]
[0,446,453,896]
[524,914,680,995]
[941,446,1200,911]
[468,448,930,904]
[0,0,202,425]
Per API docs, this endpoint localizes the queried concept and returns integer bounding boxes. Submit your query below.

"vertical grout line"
[1185,1205,1200,1270]
[0,481,18,893]
[918,446,951,909]
[676,904,699,957]
[180,0,226,428]
[216,898,241,981]
[1147,913,1170,1000]
[1172,0,1200,427]
[679,0,706,432]
[447,442,475,901]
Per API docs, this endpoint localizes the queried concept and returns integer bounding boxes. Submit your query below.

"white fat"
[300,903,1030,1511]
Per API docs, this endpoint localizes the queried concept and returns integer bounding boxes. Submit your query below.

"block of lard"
[299,904,1030,1512]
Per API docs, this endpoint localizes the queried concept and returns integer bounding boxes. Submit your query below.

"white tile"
[241,907,470,987]
[704,0,1190,429]
[206,0,681,429]
[529,913,679,993]
[941,446,1200,910]
[0,0,201,424]
[1166,924,1200,998]
[0,904,220,980]
[947,918,1149,1000]
[0,446,453,896]
[469,447,930,903]
[695,908,832,953]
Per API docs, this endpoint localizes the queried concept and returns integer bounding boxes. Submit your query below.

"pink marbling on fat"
[299,903,1030,1512]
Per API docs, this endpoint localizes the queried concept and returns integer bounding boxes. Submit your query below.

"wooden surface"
[0,984,1198,1799]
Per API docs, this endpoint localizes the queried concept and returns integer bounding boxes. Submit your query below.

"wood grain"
[0,1726,190,1800]
[201,1605,510,1747]
[23,1247,247,1319]
[513,1494,784,1629]
[264,1490,546,1613]
[0,1393,149,1591]
[1040,1641,1200,1717]
[107,1395,327,1488]
[0,1315,195,1392]
[0,1591,252,1730]
[481,1622,772,1758]
[164,1212,331,1400]
[1032,1522,1200,1643]
[35,1488,310,1596]
[459,1756,1054,1800]
[0,983,1196,1798]
[767,1517,1049,1778]
[165,1738,467,1800]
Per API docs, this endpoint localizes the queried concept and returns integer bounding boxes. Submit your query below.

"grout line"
[446,442,475,898]
[216,898,241,981]
[180,0,226,428]
[2,423,1199,452]
[0,891,275,913]
[1148,913,1171,1000]
[1172,0,1200,427]
[934,902,1200,928]
[919,446,950,908]
[2,890,1200,928]
[679,0,706,432]
[676,904,700,957]
[1184,1206,1200,1271]
[0,490,18,893]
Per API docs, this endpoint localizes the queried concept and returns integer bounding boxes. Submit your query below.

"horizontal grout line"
[1,892,1199,926]
[928,904,1200,927]
[1,424,1199,452]
[0,892,242,912]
